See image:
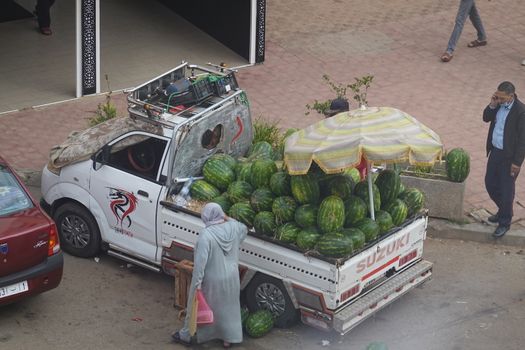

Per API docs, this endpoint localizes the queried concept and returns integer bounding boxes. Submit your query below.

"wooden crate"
[174,260,194,310]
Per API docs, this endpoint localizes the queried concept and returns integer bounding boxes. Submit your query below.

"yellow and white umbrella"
[284,106,443,219]
[284,106,443,175]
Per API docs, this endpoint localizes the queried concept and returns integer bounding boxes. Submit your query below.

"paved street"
[1,238,524,350]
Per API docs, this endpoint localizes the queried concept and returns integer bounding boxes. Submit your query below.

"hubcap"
[60,214,90,249]
[254,282,286,317]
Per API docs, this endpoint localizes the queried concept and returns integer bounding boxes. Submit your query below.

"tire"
[54,202,101,258]
[244,274,300,328]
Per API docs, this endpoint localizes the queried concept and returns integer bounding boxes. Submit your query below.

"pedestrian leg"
[497,160,516,227]
[485,151,502,214]
[468,3,487,42]
[446,0,475,54]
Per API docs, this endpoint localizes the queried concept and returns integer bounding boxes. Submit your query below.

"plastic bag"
[196,289,214,325]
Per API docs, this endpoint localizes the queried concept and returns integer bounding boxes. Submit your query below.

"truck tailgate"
[332,259,433,335]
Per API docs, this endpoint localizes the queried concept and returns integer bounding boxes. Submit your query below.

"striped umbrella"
[284,107,443,175]
[284,107,443,219]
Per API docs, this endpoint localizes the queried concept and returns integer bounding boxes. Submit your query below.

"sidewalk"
[2,0,525,238]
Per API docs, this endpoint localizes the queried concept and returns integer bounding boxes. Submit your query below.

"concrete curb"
[14,169,525,247]
[427,218,525,247]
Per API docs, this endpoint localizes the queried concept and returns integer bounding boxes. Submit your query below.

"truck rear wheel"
[54,202,101,258]
[245,274,299,328]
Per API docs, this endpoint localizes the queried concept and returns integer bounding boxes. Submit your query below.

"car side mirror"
[92,145,110,171]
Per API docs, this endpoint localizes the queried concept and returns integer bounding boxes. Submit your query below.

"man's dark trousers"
[485,148,516,227]
[36,0,55,28]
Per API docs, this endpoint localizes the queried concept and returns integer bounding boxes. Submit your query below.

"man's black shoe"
[487,214,499,223]
[493,225,510,238]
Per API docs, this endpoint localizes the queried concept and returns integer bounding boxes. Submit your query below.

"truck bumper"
[332,259,433,335]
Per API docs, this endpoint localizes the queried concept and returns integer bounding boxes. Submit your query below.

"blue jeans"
[446,0,487,54]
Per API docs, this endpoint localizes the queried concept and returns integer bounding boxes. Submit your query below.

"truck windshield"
[0,165,32,216]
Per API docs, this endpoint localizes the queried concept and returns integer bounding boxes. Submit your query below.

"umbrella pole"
[367,161,375,220]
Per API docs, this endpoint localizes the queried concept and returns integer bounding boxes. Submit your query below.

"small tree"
[88,74,118,127]
[305,74,374,116]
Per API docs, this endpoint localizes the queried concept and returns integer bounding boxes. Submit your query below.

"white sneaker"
[522,59,525,66]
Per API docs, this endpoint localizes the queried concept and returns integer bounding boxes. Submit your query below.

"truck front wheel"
[245,274,299,328]
[54,202,101,258]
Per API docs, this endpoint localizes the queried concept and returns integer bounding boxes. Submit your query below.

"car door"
[89,132,169,263]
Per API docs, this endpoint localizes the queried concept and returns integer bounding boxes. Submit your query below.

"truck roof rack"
[127,62,241,129]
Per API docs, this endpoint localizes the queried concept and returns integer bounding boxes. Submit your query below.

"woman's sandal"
[171,332,192,347]
[440,52,453,62]
[467,39,487,48]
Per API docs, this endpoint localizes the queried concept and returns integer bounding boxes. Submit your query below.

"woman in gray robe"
[173,203,248,348]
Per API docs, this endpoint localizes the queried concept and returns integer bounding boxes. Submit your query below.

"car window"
[0,165,32,216]
[105,134,168,182]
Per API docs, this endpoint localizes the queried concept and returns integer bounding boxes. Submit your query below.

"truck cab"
[41,62,252,267]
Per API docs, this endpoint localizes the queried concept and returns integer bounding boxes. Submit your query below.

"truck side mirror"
[92,145,110,171]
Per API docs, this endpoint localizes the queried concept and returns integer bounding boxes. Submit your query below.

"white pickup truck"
[41,62,433,334]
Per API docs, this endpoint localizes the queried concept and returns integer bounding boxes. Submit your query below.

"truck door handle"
[138,190,149,198]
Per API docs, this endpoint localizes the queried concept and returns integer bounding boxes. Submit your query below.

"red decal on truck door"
[109,188,138,228]
[230,116,244,144]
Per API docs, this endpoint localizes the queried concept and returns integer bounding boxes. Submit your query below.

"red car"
[0,156,63,305]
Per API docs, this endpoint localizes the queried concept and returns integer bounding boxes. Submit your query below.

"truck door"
[90,132,169,262]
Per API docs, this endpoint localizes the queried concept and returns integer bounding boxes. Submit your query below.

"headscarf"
[201,202,226,227]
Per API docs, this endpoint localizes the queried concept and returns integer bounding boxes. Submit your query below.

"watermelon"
[397,182,406,197]
[375,169,401,206]
[211,194,232,213]
[354,180,381,214]
[269,171,291,196]
[190,180,220,201]
[248,141,274,161]
[294,204,318,228]
[446,148,470,182]
[241,307,250,327]
[228,202,255,227]
[317,195,345,233]
[250,159,278,188]
[316,233,353,258]
[375,210,393,234]
[344,167,362,184]
[272,196,298,224]
[356,218,380,242]
[245,309,274,338]
[344,195,368,227]
[236,161,253,182]
[384,199,408,226]
[202,158,235,191]
[209,153,237,170]
[276,222,301,243]
[366,342,389,350]
[399,188,425,216]
[290,174,320,204]
[327,175,355,200]
[227,181,254,203]
[250,188,275,212]
[253,211,277,236]
[342,228,366,250]
[296,227,321,250]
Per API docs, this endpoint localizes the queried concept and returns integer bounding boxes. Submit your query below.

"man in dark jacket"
[483,81,525,237]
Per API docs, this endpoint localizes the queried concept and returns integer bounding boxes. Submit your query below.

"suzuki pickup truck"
[41,62,432,334]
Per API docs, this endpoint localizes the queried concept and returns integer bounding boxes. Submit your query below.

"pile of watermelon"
[189,139,426,260]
